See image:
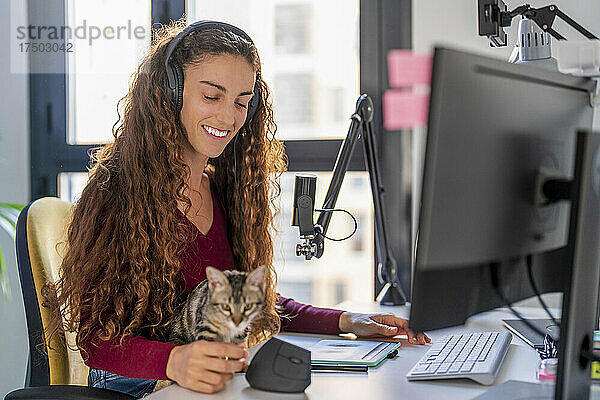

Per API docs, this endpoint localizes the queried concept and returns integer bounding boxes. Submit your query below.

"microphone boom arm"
[478,1,598,47]
[297,94,408,305]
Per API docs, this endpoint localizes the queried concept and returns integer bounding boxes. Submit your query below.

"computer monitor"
[409,47,600,399]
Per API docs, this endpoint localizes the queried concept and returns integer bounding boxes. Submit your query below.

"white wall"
[0,0,30,396]
[410,0,600,258]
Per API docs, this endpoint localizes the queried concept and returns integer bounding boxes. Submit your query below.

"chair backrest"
[16,197,89,387]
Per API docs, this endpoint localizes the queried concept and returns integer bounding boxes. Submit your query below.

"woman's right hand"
[165,340,249,393]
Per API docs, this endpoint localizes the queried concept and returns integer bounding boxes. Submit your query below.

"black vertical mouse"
[245,337,311,393]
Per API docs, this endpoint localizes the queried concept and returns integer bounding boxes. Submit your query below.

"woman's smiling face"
[179,54,255,159]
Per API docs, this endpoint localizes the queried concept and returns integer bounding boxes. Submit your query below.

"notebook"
[502,318,561,349]
[309,339,401,367]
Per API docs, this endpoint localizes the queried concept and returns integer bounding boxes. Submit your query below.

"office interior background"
[1,0,600,396]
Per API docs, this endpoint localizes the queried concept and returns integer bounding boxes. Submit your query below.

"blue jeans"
[88,368,158,399]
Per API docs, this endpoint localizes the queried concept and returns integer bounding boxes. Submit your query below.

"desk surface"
[146,302,599,400]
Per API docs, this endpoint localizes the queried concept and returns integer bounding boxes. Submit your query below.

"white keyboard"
[406,331,512,385]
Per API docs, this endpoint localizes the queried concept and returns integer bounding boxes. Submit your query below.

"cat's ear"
[206,266,228,291]
[247,265,267,292]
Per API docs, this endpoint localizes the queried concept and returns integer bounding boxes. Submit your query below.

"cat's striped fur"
[168,266,266,345]
[153,266,266,392]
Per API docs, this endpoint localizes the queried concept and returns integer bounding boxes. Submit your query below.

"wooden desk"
[145,302,600,400]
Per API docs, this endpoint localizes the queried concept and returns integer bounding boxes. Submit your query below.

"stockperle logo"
[16,20,147,46]
[10,0,149,74]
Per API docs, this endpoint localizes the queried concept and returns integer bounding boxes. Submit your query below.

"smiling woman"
[179,54,255,159]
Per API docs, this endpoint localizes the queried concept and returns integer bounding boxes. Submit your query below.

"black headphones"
[164,20,260,127]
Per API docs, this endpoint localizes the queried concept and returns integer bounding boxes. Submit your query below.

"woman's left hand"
[338,312,431,345]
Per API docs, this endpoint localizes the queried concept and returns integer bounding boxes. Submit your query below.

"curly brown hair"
[43,20,287,354]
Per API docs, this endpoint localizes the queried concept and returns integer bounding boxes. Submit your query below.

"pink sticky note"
[387,50,433,88]
[382,90,429,130]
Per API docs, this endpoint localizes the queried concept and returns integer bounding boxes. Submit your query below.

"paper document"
[309,340,401,366]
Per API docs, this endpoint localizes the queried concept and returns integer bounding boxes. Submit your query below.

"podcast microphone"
[289,95,407,304]
[292,174,318,259]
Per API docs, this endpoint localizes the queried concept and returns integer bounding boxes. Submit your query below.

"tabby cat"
[169,265,267,344]
[153,266,266,392]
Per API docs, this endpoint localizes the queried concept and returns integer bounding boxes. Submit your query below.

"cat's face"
[205,266,266,331]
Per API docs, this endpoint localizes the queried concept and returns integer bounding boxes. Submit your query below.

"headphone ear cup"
[244,85,261,127]
[174,64,185,113]
[165,64,177,106]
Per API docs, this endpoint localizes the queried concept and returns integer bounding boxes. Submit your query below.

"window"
[349,214,364,252]
[274,4,311,54]
[188,0,360,140]
[273,172,373,307]
[36,0,152,199]
[273,73,313,125]
[58,172,88,203]
[32,0,407,305]
[66,0,151,144]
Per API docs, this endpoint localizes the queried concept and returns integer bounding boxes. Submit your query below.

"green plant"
[0,203,25,297]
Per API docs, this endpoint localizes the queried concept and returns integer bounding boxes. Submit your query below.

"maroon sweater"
[78,182,344,379]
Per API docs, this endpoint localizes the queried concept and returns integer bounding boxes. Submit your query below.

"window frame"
[360,0,413,299]
[28,0,412,299]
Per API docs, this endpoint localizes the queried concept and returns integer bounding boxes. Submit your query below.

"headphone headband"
[164,20,259,126]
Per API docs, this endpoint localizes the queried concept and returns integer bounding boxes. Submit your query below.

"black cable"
[314,208,357,241]
[490,262,550,340]
[525,255,561,328]
[522,260,600,363]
